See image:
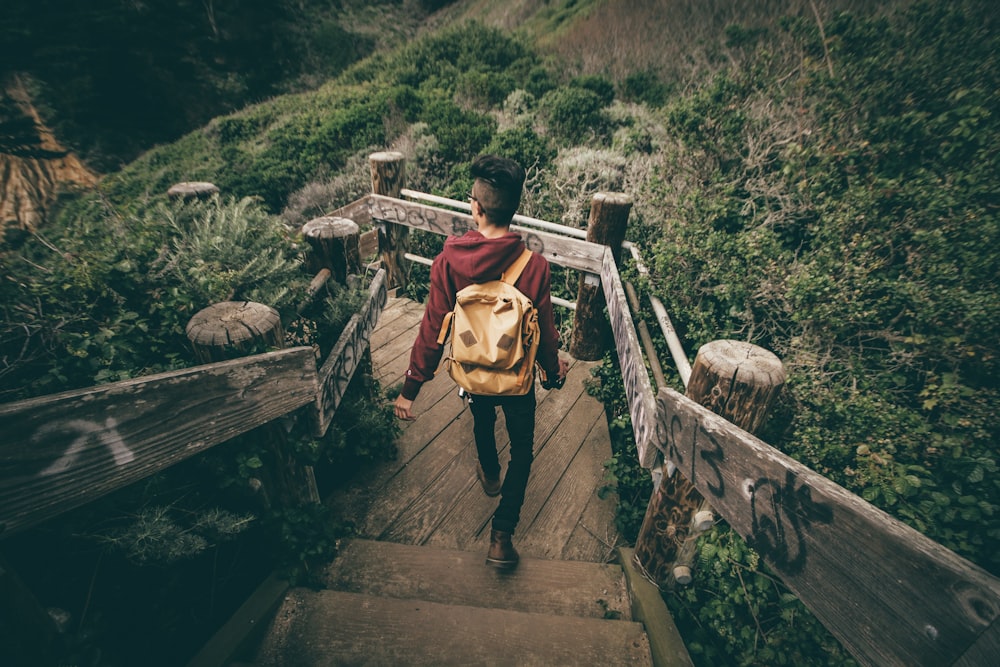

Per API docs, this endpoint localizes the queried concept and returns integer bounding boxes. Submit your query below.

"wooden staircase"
[246,539,654,666]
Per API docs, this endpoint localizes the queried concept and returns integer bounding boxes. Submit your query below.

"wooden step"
[321,539,632,621]
[253,589,653,666]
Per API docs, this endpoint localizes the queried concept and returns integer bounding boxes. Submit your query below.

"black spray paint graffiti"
[656,389,834,575]
[34,417,134,476]
[746,470,834,575]
[665,412,726,498]
[321,271,388,417]
[369,197,474,237]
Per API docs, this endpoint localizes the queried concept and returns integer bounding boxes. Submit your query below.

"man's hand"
[557,357,569,381]
[394,395,415,421]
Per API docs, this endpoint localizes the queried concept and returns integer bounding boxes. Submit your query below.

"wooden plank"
[358,228,379,259]
[327,196,372,229]
[379,433,481,545]
[517,398,605,559]
[373,343,416,390]
[359,394,472,538]
[0,347,318,537]
[254,589,652,667]
[562,460,621,563]
[656,387,1000,667]
[368,194,606,274]
[619,547,696,667]
[370,312,424,356]
[311,269,388,436]
[369,299,424,350]
[602,248,662,468]
[322,539,631,621]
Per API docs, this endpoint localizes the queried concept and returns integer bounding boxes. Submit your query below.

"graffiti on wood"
[36,418,135,476]
[314,269,388,435]
[369,195,474,237]
[658,388,833,573]
[745,470,834,575]
[664,409,726,498]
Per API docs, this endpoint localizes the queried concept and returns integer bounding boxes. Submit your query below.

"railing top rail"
[400,188,589,240]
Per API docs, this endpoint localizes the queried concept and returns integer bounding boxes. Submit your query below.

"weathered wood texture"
[0,347,318,537]
[301,216,360,283]
[370,151,408,288]
[656,387,1000,667]
[571,193,632,361]
[333,295,620,564]
[186,301,284,364]
[322,539,631,621]
[635,340,787,587]
[255,588,651,667]
[685,340,786,433]
[601,247,661,469]
[367,194,607,275]
[311,269,388,436]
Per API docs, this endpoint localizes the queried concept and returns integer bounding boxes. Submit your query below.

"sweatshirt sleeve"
[401,256,454,400]
[530,257,562,378]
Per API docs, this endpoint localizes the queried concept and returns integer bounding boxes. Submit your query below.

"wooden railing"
[3,152,999,667]
[0,269,388,538]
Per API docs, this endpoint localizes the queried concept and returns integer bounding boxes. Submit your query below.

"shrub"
[620,69,671,107]
[571,74,616,106]
[419,96,496,162]
[538,86,608,145]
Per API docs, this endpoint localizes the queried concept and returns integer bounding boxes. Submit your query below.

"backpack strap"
[437,311,454,346]
[501,248,533,286]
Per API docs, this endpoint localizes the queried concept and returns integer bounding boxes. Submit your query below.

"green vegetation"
[2,0,998,665]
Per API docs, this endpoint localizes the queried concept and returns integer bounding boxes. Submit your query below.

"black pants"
[467,388,536,534]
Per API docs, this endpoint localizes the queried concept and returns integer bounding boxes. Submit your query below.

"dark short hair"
[470,154,525,223]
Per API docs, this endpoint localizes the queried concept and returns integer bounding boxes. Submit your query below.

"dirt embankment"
[2,76,98,232]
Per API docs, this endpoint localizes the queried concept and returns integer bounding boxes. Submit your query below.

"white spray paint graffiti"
[36,417,135,476]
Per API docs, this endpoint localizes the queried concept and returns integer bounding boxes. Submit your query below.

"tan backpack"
[437,249,540,395]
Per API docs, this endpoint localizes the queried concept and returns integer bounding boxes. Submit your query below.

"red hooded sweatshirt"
[401,230,561,400]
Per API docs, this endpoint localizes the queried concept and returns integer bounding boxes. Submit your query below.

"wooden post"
[634,340,786,588]
[302,216,361,284]
[185,302,320,507]
[571,193,632,360]
[369,151,408,289]
[186,301,285,364]
[167,181,219,201]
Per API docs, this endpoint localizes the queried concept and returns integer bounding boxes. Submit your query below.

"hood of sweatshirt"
[441,230,526,283]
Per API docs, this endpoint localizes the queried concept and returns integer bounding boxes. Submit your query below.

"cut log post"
[302,216,361,284]
[185,302,320,507]
[369,151,408,289]
[571,193,632,360]
[167,181,219,201]
[634,339,786,588]
[186,301,285,364]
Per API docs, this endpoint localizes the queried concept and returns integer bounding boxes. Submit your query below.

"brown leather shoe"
[476,463,502,497]
[486,529,519,570]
